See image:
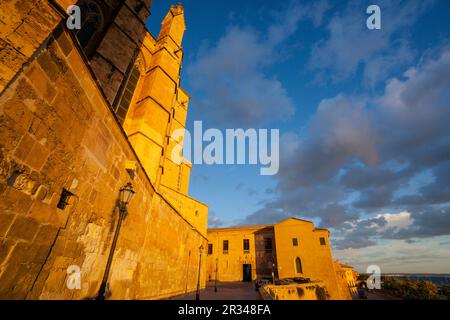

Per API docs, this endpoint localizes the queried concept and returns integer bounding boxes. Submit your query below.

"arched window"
[115,65,141,124]
[295,257,303,274]
[72,0,122,57]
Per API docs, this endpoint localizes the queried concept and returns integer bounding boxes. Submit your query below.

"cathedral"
[0,0,208,299]
[0,0,352,300]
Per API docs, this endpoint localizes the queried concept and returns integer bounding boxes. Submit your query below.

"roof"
[207,217,329,234]
[339,263,354,269]
[207,225,274,233]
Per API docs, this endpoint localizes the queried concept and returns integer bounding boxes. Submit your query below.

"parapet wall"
[0,18,206,299]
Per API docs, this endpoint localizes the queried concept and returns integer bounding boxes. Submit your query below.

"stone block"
[54,26,73,57]
[34,224,59,245]
[0,39,27,81]
[25,141,50,171]
[126,0,151,23]
[63,240,82,259]
[82,125,111,169]
[6,215,40,242]
[25,64,57,104]
[89,55,124,104]
[5,28,37,58]
[33,244,52,264]
[0,262,28,298]
[0,238,15,264]
[13,133,35,162]
[96,24,137,74]
[115,5,146,43]
[28,117,48,141]
[15,77,38,101]
[2,98,33,132]
[29,201,55,225]
[8,241,35,263]
[0,114,24,148]
[0,187,34,215]
[42,269,67,293]
[50,208,70,229]
[34,185,48,201]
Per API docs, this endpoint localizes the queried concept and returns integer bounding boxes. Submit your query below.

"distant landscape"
[385,274,450,287]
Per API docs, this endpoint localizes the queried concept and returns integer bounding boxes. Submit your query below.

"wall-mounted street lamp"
[195,244,204,301]
[96,182,136,300]
[119,182,136,211]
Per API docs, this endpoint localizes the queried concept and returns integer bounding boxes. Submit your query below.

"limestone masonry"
[0,0,207,299]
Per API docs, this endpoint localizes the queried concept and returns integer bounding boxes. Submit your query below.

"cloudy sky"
[148,0,450,273]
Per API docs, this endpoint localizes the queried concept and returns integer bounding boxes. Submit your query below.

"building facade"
[206,218,350,300]
[334,262,358,295]
[0,0,208,299]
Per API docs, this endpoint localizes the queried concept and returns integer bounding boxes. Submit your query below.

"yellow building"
[335,261,358,294]
[206,218,349,300]
[0,0,208,299]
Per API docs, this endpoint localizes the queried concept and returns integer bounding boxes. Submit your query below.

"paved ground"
[169,282,262,300]
[171,283,400,300]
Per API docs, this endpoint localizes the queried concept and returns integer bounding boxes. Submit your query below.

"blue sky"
[147,0,450,273]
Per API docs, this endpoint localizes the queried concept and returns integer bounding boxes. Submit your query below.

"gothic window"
[296,257,303,274]
[73,0,123,58]
[115,65,140,124]
[207,243,213,255]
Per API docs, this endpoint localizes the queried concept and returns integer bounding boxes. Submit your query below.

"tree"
[440,285,450,299]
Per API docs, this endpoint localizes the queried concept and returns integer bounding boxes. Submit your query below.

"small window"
[223,240,229,254]
[296,257,303,274]
[207,243,213,255]
[320,237,326,246]
[264,238,272,252]
[243,239,250,253]
[57,188,73,210]
[292,238,298,246]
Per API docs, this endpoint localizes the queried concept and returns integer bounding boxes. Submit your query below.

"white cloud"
[378,211,414,230]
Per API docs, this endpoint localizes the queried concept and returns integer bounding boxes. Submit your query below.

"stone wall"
[159,184,208,236]
[206,226,273,282]
[0,19,207,299]
[0,0,65,92]
[262,282,326,300]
